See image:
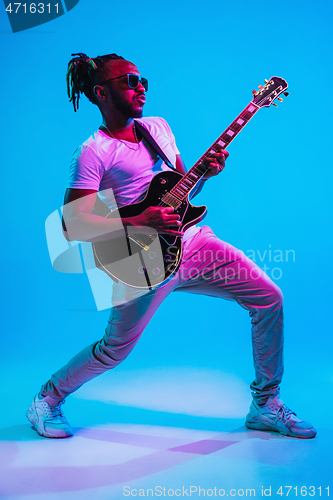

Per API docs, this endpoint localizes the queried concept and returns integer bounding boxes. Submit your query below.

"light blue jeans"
[40,226,284,405]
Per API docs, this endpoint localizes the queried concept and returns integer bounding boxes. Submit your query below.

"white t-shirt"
[68,116,199,241]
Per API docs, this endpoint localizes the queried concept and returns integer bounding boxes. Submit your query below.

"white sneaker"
[26,394,73,438]
[245,396,317,439]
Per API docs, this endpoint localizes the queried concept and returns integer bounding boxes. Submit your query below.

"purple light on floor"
[168,439,239,455]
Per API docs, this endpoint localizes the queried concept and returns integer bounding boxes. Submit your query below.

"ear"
[93,85,107,100]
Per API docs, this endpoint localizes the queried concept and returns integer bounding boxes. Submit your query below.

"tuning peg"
[264,79,269,83]
[252,90,257,94]
[272,102,278,107]
[283,92,289,97]
[277,97,283,102]
[258,85,264,89]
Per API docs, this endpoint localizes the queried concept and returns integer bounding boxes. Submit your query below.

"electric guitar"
[92,76,289,289]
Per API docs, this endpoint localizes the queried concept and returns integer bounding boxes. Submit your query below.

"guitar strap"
[92,121,179,220]
[134,120,179,172]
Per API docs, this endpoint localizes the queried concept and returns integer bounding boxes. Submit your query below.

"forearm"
[63,211,137,242]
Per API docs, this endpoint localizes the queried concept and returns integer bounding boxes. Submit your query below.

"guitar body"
[92,171,207,288]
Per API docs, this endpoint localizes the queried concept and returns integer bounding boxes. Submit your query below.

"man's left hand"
[203,150,229,179]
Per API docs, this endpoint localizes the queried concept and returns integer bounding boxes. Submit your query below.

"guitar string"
[133,119,233,246]
[129,96,275,248]
[129,87,286,258]
[133,106,252,246]
[145,102,259,242]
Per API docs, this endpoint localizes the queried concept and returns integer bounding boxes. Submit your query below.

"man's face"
[101,59,146,118]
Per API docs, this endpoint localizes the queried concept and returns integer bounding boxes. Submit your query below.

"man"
[26,52,316,439]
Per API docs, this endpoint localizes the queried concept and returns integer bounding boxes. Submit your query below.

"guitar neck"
[168,101,260,202]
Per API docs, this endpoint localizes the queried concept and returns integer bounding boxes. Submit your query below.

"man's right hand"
[129,207,184,236]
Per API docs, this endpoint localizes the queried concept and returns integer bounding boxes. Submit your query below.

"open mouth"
[136,95,146,104]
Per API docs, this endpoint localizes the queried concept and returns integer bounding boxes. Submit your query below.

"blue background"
[0,0,332,496]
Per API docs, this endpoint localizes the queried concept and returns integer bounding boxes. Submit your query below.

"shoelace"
[42,401,65,419]
[276,404,296,424]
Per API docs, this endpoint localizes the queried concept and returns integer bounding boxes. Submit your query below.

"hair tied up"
[66,52,124,112]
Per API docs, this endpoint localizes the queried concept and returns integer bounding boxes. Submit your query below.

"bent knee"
[268,282,284,307]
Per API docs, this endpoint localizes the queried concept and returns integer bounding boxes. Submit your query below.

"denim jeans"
[40,226,284,405]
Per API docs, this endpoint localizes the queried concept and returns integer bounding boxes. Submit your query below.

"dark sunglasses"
[98,73,148,92]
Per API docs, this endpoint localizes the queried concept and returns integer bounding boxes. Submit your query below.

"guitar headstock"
[252,76,289,108]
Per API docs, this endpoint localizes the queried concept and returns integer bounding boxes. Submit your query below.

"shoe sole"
[26,407,73,439]
[245,418,317,439]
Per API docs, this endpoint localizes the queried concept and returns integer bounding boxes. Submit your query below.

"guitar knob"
[152,268,161,275]
[138,267,146,274]
[149,251,156,259]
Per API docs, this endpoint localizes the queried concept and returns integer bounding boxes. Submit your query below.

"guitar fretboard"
[162,101,260,208]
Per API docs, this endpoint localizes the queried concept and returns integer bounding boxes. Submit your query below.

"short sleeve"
[159,117,180,155]
[67,144,104,190]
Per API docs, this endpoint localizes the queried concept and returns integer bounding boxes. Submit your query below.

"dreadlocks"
[66,52,124,112]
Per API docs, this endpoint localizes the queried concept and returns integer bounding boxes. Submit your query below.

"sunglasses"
[98,73,148,92]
